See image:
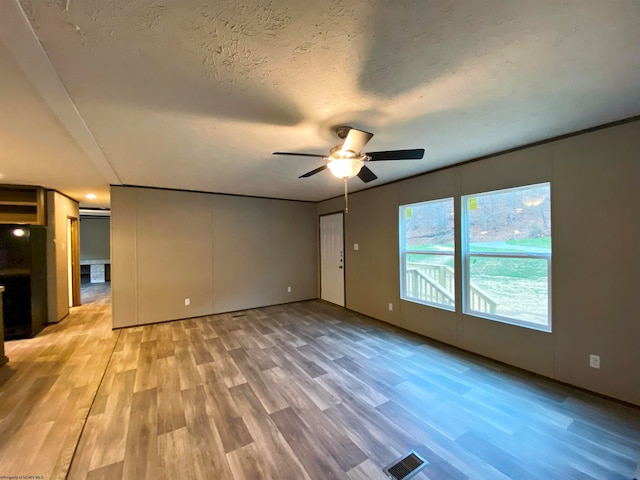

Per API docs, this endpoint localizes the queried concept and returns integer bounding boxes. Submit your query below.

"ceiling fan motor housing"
[333,125,353,139]
[329,144,344,155]
[329,144,370,161]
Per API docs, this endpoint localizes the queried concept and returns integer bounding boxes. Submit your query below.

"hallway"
[0,283,115,479]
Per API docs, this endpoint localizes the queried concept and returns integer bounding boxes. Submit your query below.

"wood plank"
[197,362,253,453]
[156,356,187,435]
[133,340,158,393]
[157,427,197,479]
[228,348,289,414]
[270,407,347,479]
[204,336,247,388]
[86,461,124,480]
[181,385,235,479]
[229,382,311,480]
[88,369,136,471]
[122,388,159,480]
[346,459,389,480]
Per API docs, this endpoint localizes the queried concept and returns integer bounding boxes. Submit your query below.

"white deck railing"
[405,263,497,314]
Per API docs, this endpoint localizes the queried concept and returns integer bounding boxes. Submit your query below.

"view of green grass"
[505,237,551,248]
[405,253,549,325]
[405,242,454,251]
[406,253,453,266]
[407,254,547,280]
[469,256,547,279]
[407,243,518,254]
[408,236,551,254]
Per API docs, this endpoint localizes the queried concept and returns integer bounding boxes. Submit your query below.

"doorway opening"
[67,217,80,307]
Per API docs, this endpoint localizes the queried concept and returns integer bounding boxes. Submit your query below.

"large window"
[400,198,455,310]
[462,183,551,331]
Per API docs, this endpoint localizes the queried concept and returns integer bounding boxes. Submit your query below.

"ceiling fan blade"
[357,165,378,183]
[367,149,425,161]
[273,152,326,158]
[341,128,374,154]
[299,165,328,178]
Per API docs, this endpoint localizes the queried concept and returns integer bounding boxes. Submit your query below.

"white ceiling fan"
[273,126,425,183]
[273,126,425,212]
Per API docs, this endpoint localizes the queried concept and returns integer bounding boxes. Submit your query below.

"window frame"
[399,198,455,311]
[461,183,552,332]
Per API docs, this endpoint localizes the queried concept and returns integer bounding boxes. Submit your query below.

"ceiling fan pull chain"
[344,178,349,214]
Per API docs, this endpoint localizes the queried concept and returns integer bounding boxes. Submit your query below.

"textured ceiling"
[2,0,640,206]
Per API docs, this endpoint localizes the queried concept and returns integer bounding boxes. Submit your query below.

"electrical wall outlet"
[287,286,291,293]
[184,298,190,306]
[388,303,393,311]
[589,354,600,369]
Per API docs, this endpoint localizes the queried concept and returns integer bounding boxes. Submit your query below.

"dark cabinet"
[0,286,6,366]
[0,225,48,339]
[0,185,46,225]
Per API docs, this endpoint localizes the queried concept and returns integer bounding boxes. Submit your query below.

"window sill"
[401,296,456,312]
[464,310,552,333]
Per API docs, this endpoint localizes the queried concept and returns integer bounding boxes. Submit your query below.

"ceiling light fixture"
[326,147,370,179]
[85,193,97,199]
[327,157,365,179]
[12,228,26,237]
[326,151,370,213]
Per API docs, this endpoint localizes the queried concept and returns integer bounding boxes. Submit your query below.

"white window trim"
[399,200,455,311]
[461,183,552,333]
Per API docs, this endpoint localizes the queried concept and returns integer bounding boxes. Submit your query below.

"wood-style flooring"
[0,283,116,479]
[1,284,639,479]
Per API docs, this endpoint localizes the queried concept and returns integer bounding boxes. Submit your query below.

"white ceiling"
[1,0,639,207]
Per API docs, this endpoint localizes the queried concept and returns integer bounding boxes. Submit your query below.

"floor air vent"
[383,451,428,480]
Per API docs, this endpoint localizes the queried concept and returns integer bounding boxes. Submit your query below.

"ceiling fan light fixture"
[274,127,424,184]
[327,157,365,179]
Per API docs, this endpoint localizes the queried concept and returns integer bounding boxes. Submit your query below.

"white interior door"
[320,213,345,306]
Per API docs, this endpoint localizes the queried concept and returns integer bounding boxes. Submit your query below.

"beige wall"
[318,120,640,405]
[111,186,318,328]
[46,191,79,323]
[79,217,110,261]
